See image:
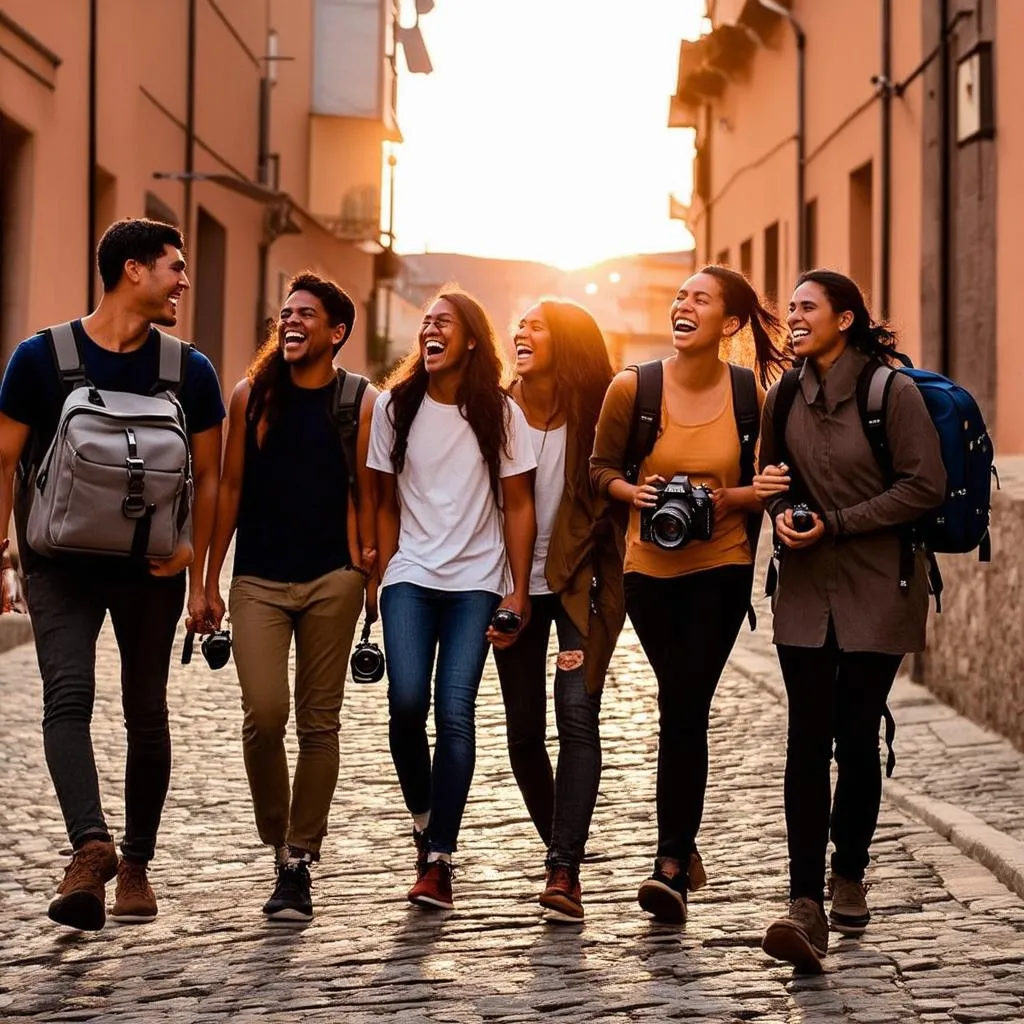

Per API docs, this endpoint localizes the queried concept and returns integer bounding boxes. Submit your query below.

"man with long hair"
[205,272,377,921]
[0,218,225,930]
[368,288,537,911]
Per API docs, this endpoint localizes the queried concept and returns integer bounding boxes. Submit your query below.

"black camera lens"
[651,502,693,549]
[200,630,232,671]
[351,617,385,683]
[791,504,816,533]
[491,608,522,634]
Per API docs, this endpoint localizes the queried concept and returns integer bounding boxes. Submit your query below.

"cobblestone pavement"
[3,592,1024,1022]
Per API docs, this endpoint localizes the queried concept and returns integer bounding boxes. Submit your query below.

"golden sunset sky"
[391,0,705,270]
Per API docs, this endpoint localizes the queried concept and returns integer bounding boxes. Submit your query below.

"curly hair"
[383,287,512,501]
[533,299,613,476]
[796,269,899,364]
[246,272,355,436]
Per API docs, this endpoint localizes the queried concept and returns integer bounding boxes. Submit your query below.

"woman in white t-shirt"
[492,299,625,923]
[368,288,537,912]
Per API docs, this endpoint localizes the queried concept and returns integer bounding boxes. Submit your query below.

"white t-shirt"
[527,424,567,595]
[367,391,538,594]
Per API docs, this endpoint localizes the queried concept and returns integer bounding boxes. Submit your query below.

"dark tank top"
[233,378,350,583]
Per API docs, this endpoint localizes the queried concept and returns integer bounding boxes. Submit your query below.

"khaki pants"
[229,567,365,857]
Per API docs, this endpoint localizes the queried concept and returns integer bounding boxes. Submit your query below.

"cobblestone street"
[3,586,1024,1023]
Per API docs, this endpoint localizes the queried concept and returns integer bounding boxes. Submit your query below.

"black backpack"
[330,367,370,507]
[625,359,763,626]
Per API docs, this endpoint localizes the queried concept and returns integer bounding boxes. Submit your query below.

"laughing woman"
[367,288,537,911]
[493,299,625,923]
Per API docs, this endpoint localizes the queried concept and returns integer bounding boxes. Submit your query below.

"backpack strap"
[153,331,190,396]
[332,368,370,507]
[729,364,762,631]
[625,360,663,485]
[46,321,88,393]
[764,367,802,599]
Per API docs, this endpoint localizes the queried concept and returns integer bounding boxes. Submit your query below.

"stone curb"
[729,646,1024,904]
[0,614,32,655]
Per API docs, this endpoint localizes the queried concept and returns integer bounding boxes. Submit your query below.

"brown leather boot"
[762,897,829,973]
[110,859,158,923]
[47,839,118,931]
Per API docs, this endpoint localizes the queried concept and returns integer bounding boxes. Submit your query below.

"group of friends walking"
[0,217,947,975]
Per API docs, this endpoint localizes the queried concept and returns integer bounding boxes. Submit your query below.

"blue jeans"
[380,582,500,854]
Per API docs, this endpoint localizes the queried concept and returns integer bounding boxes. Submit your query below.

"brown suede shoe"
[110,859,158,923]
[828,873,870,936]
[47,839,118,931]
[688,848,707,892]
[762,897,829,973]
[539,863,584,923]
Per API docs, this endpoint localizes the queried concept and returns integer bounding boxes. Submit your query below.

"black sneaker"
[262,861,313,922]
[637,858,687,924]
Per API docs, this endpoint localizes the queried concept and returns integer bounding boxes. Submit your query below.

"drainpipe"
[938,0,952,377]
[87,0,97,309]
[184,0,197,238]
[757,0,806,271]
[880,0,893,318]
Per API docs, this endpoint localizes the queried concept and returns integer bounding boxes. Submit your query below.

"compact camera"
[350,618,385,684]
[639,474,714,550]
[491,608,522,634]
[182,629,233,671]
[790,502,816,533]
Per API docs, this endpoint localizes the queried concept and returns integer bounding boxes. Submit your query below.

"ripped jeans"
[493,593,602,867]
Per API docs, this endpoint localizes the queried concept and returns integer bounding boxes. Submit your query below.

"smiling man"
[0,218,225,931]
[204,272,377,922]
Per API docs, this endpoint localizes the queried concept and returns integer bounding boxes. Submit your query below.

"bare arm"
[375,470,400,582]
[487,470,536,650]
[204,380,249,627]
[352,383,380,570]
[0,412,29,612]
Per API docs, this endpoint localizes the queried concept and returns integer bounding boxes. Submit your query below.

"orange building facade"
[672,0,1024,453]
[0,0,425,391]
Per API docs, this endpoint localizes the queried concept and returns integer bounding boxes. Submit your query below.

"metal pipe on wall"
[184,0,197,238]
[880,0,893,318]
[87,0,97,309]
[938,0,951,377]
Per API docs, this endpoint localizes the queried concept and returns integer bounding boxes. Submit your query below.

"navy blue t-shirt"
[0,320,225,570]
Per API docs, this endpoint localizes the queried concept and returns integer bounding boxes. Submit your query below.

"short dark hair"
[286,271,357,351]
[97,218,185,292]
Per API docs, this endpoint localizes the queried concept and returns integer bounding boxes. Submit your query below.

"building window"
[849,161,873,302]
[716,248,730,267]
[804,199,817,271]
[764,222,779,304]
[740,237,753,279]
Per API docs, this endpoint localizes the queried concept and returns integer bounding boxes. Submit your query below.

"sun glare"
[392,1,704,269]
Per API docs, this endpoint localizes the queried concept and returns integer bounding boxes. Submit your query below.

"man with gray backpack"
[0,218,225,930]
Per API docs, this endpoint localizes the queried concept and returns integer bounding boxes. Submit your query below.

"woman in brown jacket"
[591,266,786,924]
[491,299,625,923]
[754,270,946,973]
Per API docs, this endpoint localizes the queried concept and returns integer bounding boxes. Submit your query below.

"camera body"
[182,628,232,670]
[351,617,385,683]
[639,474,714,550]
[790,502,816,533]
[491,608,522,634]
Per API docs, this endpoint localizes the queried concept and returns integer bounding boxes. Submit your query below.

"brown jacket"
[759,348,947,654]
[544,422,626,695]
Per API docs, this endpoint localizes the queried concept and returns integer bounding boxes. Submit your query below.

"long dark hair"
[247,272,356,436]
[796,269,899,364]
[535,299,614,478]
[699,265,788,387]
[384,287,511,501]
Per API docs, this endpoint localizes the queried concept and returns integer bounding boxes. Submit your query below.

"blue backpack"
[773,352,997,612]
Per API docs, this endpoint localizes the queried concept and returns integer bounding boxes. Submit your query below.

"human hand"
[753,463,792,503]
[486,592,530,650]
[205,585,226,630]
[711,487,737,516]
[775,509,826,550]
[631,474,664,511]
[148,539,194,578]
[1,539,25,614]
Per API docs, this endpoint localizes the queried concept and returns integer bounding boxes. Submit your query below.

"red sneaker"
[408,860,454,910]
[539,863,583,922]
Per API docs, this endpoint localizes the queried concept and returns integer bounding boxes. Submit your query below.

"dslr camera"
[182,628,232,670]
[491,608,522,634]
[350,618,385,684]
[790,502,817,533]
[639,474,714,551]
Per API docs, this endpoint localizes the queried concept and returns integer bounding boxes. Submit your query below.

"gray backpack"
[25,322,193,561]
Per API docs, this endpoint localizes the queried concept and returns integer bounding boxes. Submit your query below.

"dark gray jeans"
[493,593,602,868]
[26,563,185,863]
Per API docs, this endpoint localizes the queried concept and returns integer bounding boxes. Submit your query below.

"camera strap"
[625,360,663,485]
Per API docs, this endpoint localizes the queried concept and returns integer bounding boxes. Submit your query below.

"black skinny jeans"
[26,563,186,863]
[493,593,602,868]
[624,563,754,862]
[778,619,902,903]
